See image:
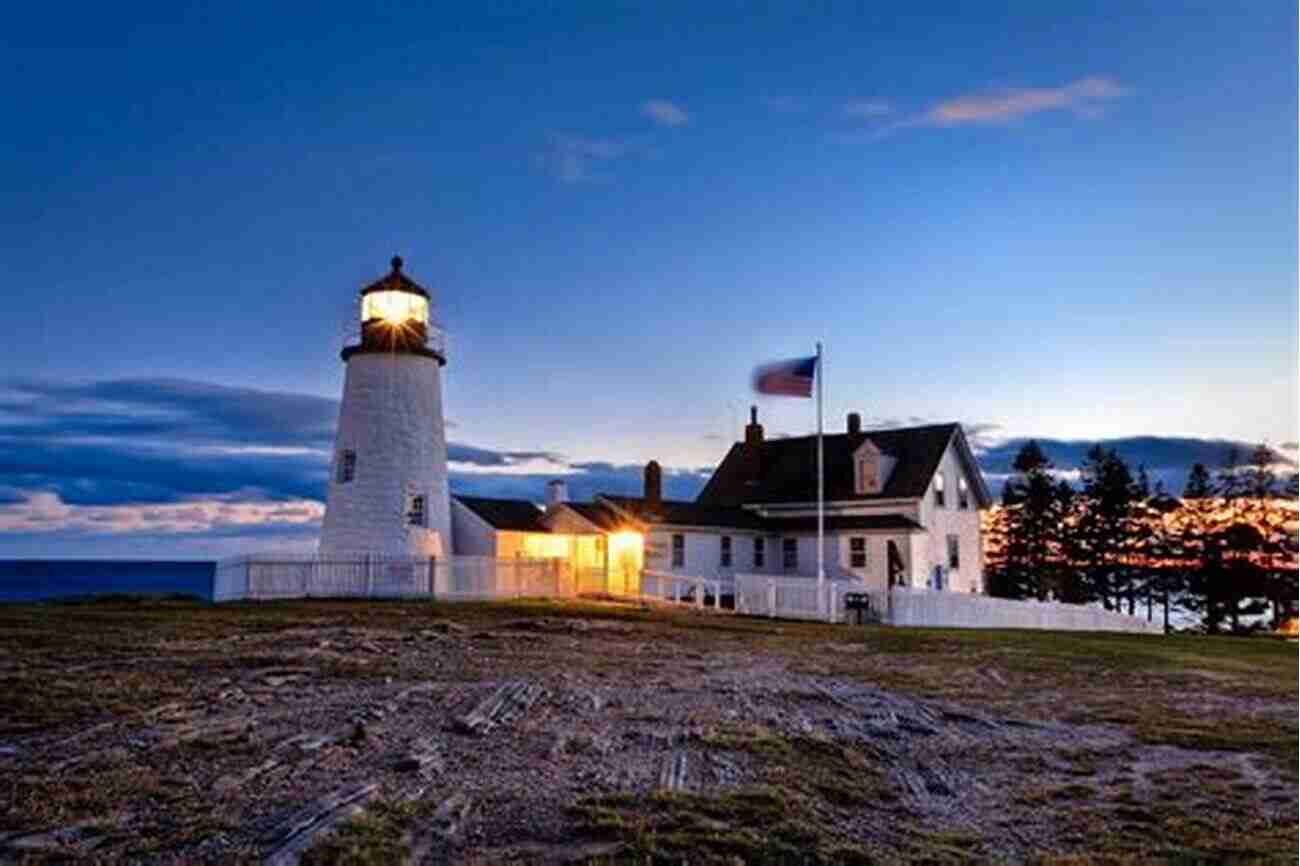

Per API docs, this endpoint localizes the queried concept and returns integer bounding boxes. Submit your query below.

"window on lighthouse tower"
[407,494,427,527]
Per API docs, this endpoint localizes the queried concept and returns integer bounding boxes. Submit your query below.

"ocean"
[0,560,215,603]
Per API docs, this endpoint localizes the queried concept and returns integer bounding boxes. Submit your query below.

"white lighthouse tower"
[319,256,452,558]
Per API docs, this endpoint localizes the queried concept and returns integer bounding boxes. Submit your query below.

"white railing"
[214,555,568,603]
[638,570,727,611]
[733,573,866,623]
[877,587,1164,633]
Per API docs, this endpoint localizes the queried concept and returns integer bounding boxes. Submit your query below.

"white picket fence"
[878,586,1164,633]
[214,555,729,610]
[733,573,865,623]
[213,555,569,602]
[214,555,1161,633]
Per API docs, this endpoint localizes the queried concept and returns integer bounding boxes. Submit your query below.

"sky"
[0,3,1296,556]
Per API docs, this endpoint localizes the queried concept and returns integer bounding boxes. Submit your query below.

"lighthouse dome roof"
[361,256,430,298]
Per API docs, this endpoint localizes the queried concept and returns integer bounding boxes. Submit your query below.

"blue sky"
[0,3,1295,555]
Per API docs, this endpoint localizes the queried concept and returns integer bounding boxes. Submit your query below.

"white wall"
[917,439,984,593]
[450,499,497,557]
[646,528,773,583]
[320,353,451,558]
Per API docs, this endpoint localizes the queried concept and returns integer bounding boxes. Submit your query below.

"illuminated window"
[361,291,429,325]
[947,534,960,570]
[958,476,969,509]
[857,459,877,494]
[849,537,867,569]
[934,472,946,508]
[408,494,426,527]
[782,538,797,571]
[337,450,356,484]
[671,534,684,568]
[720,535,732,568]
[753,537,765,569]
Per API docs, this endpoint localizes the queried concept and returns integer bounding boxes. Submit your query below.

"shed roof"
[454,496,548,532]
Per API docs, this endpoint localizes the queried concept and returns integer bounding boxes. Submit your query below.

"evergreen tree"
[1183,463,1213,499]
[1243,443,1279,500]
[986,441,1071,600]
[1214,446,1248,499]
[1072,446,1140,609]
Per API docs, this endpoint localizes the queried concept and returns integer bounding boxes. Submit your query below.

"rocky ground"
[0,598,1295,864]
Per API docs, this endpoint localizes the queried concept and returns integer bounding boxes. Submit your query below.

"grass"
[0,597,1294,864]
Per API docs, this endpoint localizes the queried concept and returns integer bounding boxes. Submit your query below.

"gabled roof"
[556,501,636,532]
[454,496,548,532]
[697,422,991,508]
[598,495,768,530]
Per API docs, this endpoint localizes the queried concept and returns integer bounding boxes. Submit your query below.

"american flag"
[752,355,818,397]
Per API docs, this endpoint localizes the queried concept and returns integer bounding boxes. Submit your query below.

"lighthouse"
[319,257,452,558]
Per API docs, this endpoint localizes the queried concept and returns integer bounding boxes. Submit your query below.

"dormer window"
[857,458,877,494]
[934,472,946,508]
[853,439,889,495]
[958,476,969,510]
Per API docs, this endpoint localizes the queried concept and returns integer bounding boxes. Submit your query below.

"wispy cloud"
[917,76,1126,127]
[538,133,630,183]
[842,100,891,119]
[640,99,689,128]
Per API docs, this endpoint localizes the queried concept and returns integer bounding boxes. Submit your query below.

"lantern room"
[342,256,446,364]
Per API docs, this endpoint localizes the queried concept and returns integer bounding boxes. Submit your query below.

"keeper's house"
[451,410,990,594]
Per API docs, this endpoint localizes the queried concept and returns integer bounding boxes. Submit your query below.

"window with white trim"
[671,534,685,568]
[720,535,732,568]
[947,534,960,570]
[934,471,946,508]
[782,538,798,571]
[958,475,969,510]
[849,536,867,569]
[754,537,765,569]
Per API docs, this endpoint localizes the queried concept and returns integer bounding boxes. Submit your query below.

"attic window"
[934,472,946,508]
[857,458,878,494]
[958,476,969,510]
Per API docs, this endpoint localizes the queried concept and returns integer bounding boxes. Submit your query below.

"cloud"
[537,133,630,183]
[0,377,711,554]
[640,99,689,128]
[978,435,1293,498]
[842,100,891,119]
[916,76,1126,127]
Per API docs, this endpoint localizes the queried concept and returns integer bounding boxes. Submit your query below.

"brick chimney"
[544,479,568,509]
[644,460,662,510]
[847,412,862,435]
[742,405,764,485]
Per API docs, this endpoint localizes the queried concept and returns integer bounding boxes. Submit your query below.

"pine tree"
[1183,463,1213,498]
[1072,446,1139,610]
[986,441,1071,600]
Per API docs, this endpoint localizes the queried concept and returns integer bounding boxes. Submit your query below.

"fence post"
[365,554,374,597]
[244,558,252,600]
[428,556,436,599]
[767,579,777,618]
[696,579,704,610]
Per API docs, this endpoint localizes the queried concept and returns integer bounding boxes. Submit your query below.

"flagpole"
[816,341,824,614]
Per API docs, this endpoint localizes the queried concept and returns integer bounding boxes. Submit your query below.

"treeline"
[984,442,1299,633]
